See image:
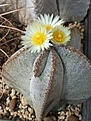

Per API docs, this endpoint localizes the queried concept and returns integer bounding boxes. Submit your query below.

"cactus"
[2,45,91,120]
[1,0,91,120]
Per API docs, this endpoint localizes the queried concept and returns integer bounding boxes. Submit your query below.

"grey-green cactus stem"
[30,48,64,120]
[2,46,91,121]
[33,50,49,77]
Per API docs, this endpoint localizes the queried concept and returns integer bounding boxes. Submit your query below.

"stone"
[9,98,17,111]
[68,115,79,121]
[44,116,56,121]
[59,0,90,22]
[1,93,8,102]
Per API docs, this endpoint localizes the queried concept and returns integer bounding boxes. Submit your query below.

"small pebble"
[11,112,14,116]
[19,103,22,109]
[5,85,9,89]
[44,116,56,121]
[9,98,17,111]
[16,118,22,121]
[25,110,29,116]
[28,107,34,115]
[6,107,9,110]
[10,89,15,97]
[0,114,3,119]
[68,115,79,121]
[79,115,82,120]
[12,95,16,99]
[1,93,8,102]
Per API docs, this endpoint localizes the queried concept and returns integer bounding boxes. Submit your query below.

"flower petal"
[21,22,52,53]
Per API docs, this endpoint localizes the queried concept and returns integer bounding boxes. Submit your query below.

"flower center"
[32,32,46,45]
[46,25,51,30]
[53,30,65,43]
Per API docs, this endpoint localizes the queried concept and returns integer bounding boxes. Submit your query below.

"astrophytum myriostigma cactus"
[1,0,91,121]
[2,45,91,121]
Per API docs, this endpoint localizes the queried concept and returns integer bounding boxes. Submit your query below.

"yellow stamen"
[53,30,65,43]
[46,25,51,30]
[32,32,46,45]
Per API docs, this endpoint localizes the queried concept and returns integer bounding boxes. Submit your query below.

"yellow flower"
[52,25,71,45]
[21,22,53,53]
[37,14,64,31]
